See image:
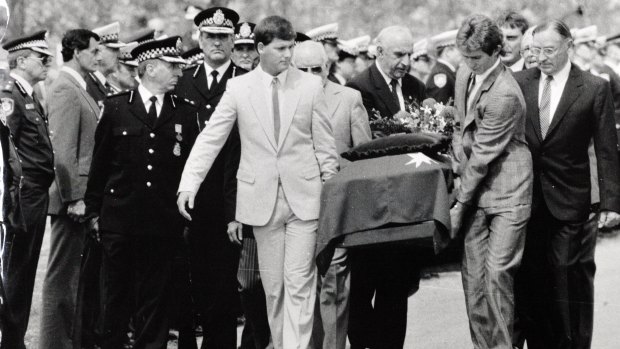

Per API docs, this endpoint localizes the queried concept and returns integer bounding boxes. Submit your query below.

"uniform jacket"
[0,114,23,230]
[0,77,54,186]
[175,62,246,224]
[514,66,620,221]
[425,61,457,105]
[86,72,109,109]
[178,66,339,226]
[346,62,426,120]
[324,81,371,155]
[84,90,199,236]
[452,63,533,208]
[47,70,100,215]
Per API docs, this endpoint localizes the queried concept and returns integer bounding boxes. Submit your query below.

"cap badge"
[176,38,183,53]
[213,9,225,25]
[240,23,252,38]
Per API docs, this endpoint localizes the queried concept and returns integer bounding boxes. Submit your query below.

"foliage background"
[5,0,620,51]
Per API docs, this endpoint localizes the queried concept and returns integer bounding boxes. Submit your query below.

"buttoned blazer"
[452,63,533,208]
[178,67,339,226]
[324,81,371,156]
[47,71,100,215]
[514,66,620,221]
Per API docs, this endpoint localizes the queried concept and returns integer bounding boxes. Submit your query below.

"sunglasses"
[298,66,323,73]
[28,55,52,65]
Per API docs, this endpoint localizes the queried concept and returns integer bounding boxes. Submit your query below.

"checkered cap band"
[100,33,120,43]
[136,46,181,62]
[8,39,49,52]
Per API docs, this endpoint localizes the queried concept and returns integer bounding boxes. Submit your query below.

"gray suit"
[452,62,533,348]
[40,70,99,349]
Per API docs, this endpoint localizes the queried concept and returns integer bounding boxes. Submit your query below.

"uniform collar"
[9,72,34,96]
[204,60,232,80]
[437,58,456,72]
[137,84,164,106]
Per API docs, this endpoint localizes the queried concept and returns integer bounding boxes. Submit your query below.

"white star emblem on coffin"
[405,153,436,168]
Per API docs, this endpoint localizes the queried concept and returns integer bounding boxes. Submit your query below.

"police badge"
[433,73,447,88]
[173,142,181,156]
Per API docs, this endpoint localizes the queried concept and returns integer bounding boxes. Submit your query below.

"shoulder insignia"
[433,73,447,88]
[13,80,27,96]
[129,90,134,103]
[0,98,15,125]
[170,94,177,108]
[106,90,132,99]
[2,80,13,92]
[232,65,237,78]
[193,65,201,78]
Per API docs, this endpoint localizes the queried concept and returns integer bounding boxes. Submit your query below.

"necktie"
[540,75,553,139]
[147,96,158,127]
[272,78,280,144]
[31,91,45,117]
[209,70,219,91]
[390,79,400,110]
[466,74,476,104]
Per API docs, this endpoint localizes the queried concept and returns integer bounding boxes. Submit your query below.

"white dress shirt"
[61,66,87,90]
[10,72,34,96]
[538,61,571,123]
[138,84,164,117]
[256,64,288,131]
[376,63,405,111]
[204,60,231,88]
[467,58,501,111]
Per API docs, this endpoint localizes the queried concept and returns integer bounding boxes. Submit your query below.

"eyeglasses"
[297,66,323,74]
[530,46,562,57]
[28,55,52,66]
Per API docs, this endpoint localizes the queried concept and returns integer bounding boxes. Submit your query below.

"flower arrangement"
[369,98,457,138]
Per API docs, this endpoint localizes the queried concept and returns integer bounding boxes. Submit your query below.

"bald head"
[293,41,329,84]
[376,26,414,79]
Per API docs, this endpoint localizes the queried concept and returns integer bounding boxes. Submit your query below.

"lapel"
[62,72,100,119]
[455,67,468,120]
[191,64,210,101]
[248,70,278,151]
[89,72,108,95]
[208,63,237,99]
[370,63,399,117]
[153,94,176,130]
[277,67,301,152]
[127,90,152,128]
[464,62,504,129]
[545,65,582,140]
[523,69,543,143]
[325,81,342,116]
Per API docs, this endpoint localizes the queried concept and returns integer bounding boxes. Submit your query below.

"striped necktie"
[539,75,553,138]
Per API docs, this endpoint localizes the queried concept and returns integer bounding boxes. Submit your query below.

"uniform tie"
[390,79,400,110]
[272,77,281,144]
[540,75,553,139]
[209,70,219,91]
[31,90,46,118]
[147,96,158,127]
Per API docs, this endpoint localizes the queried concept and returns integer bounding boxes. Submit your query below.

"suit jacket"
[346,62,426,120]
[178,66,339,226]
[84,90,199,235]
[452,63,533,208]
[514,65,620,221]
[324,81,371,155]
[86,72,109,109]
[425,61,456,105]
[47,70,100,215]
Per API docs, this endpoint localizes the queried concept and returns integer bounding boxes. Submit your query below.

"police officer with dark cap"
[425,29,461,105]
[83,36,199,349]
[174,7,247,349]
[87,22,126,106]
[232,22,258,71]
[0,30,54,349]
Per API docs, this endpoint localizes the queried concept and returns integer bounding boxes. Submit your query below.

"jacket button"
[150,133,155,138]
[147,165,153,170]
[148,149,154,154]
[206,104,212,109]
[146,182,152,187]
[122,131,127,135]
[110,189,114,193]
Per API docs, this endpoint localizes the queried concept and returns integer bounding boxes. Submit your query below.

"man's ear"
[257,42,265,55]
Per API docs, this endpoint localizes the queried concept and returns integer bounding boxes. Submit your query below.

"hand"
[87,217,101,243]
[598,210,620,229]
[67,200,86,222]
[227,221,244,246]
[177,191,195,221]
[450,202,467,238]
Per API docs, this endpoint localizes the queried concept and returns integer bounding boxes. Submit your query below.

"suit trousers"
[73,236,104,349]
[0,181,48,349]
[514,201,598,349]
[253,185,318,349]
[100,232,174,349]
[39,215,87,349]
[311,247,350,349]
[460,204,530,349]
[238,233,272,349]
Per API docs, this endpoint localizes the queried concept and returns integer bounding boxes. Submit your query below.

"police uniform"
[87,22,126,107]
[426,30,458,105]
[0,31,54,349]
[307,23,341,84]
[83,36,199,349]
[174,7,247,348]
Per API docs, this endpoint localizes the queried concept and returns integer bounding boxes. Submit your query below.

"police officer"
[426,29,461,105]
[174,7,247,348]
[232,22,258,71]
[88,22,126,105]
[0,30,54,349]
[83,36,199,349]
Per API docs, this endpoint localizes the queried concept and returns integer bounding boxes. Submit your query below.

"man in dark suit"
[174,7,245,349]
[513,20,620,349]
[426,29,461,104]
[40,29,101,349]
[0,31,55,349]
[84,36,199,349]
[345,26,425,349]
[450,15,533,349]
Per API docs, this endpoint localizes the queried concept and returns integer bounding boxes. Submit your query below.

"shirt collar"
[375,62,401,87]
[542,60,571,85]
[475,58,501,82]
[137,84,164,105]
[93,70,107,85]
[204,60,232,80]
[508,57,525,72]
[9,72,33,96]
[256,64,288,88]
[61,66,87,90]
[437,59,456,73]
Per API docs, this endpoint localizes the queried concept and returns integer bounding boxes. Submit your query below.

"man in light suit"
[450,15,533,349]
[177,16,339,349]
[513,20,620,349]
[292,40,371,349]
[39,29,101,349]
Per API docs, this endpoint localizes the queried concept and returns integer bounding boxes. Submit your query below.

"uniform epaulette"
[106,90,132,99]
[171,94,197,107]
[2,80,14,93]
[183,64,198,72]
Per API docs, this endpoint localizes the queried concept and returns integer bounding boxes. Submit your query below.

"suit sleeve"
[84,104,114,219]
[346,80,374,120]
[311,84,339,180]
[178,86,238,195]
[221,123,241,223]
[47,84,83,203]
[592,81,620,213]
[349,91,372,147]
[456,88,522,204]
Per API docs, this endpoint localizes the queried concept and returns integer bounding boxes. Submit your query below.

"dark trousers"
[514,201,598,349]
[101,232,174,349]
[187,221,240,349]
[168,232,197,349]
[348,245,420,349]
[40,215,87,349]
[237,234,271,349]
[0,182,48,349]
